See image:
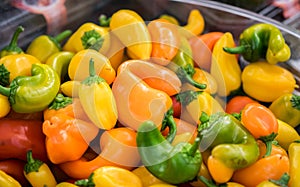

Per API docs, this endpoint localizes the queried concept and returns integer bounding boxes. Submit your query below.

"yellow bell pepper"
[0,54,41,85]
[78,58,117,130]
[0,170,21,187]
[60,80,80,98]
[210,32,242,97]
[288,140,300,187]
[110,9,152,60]
[275,119,300,150]
[68,49,116,84]
[241,61,296,102]
[75,166,143,187]
[182,9,205,37]
[132,166,167,187]
[0,94,10,118]
[63,22,110,54]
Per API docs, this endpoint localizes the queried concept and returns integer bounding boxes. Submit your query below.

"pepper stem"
[24,150,44,174]
[198,176,218,187]
[81,30,104,51]
[0,85,11,97]
[99,14,111,27]
[291,94,300,110]
[176,90,202,106]
[161,108,177,143]
[48,93,73,110]
[260,132,278,157]
[0,26,24,57]
[269,172,290,187]
[81,58,105,86]
[176,66,207,90]
[75,173,95,186]
[0,64,10,86]
[223,45,249,54]
[54,30,72,43]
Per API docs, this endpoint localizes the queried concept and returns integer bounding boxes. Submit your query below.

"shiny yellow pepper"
[110,9,152,60]
[241,61,297,102]
[0,94,10,118]
[288,140,300,187]
[132,166,168,187]
[23,150,57,187]
[275,119,300,150]
[210,32,242,97]
[0,170,21,187]
[75,166,143,187]
[63,22,110,54]
[182,9,205,38]
[78,58,117,130]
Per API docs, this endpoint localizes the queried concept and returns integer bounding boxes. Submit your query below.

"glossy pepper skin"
[26,30,72,63]
[288,140,300,187]
[0,26,24,58]
[63,22,110,54]
[0,118,48,162]
[110,9,152,59]
[269,93,300,127]
[24,150,57,187]
[0,63,60,113]
[223,23,291,64]
[75,166,143,187]
[199,112,259,183]
[79,58,118,130]
[0,170,21,187]
[241,61,296,102]
[136,117,202,185]
[210,32,241,97]
[0,159,29,186]
[182,9,205,38]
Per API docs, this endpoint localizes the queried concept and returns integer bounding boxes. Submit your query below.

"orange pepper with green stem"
[112,59,181,131]
[241,102,278,157]
[59,127,139,179]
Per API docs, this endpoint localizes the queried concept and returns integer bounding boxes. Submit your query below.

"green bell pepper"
[0,63,60,113]
[168,36,206,90]
[199,112,259,170]
[223,23,291,64]
[136,109,202,185]
[0,26,24,58]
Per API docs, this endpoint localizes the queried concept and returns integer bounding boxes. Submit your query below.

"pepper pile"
[0,8,299,187]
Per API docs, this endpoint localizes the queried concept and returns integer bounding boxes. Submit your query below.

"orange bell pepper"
[112,60,181,131]
[59,127,139,179]
[232,141,289,187]
[148,18,180,66]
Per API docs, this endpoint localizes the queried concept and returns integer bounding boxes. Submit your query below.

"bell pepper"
[110,9,152,59]
[63,22,110,54]
[223,23,291,64]
[0,53,41,86]
[43,94,99,164]
[45,51,74,82]
[168,35,207,90]
[68,49,116,84]
[0,94,10,118]
[0,118,48,162]
[148,18,180,66]
[241,61,296,102]
[0,159,29,187]
[0,26,24,58]
[60,80,80,98]
[78,58,117,130]
[112,59,181,131]
[189,32,224,71]
[24,150,57,187]
[288,140,300,187]
[241,102,278,157]
[75,166,143,187]
[275,119,300,151]
[26,30,72,63]
[269,93,300,127]
[178,90,224,125]
[232,141,289,187]
[59,127,139,179]
[257,173,290,187]
[210,32,242,97]
[0,170,21,187]
[0,63,60,113]
[132,166,168,187]
[199,112,260,183]
[192,68,218,95]
[182,9,205,38]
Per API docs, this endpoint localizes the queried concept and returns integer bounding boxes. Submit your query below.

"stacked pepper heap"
[0,7,299,187]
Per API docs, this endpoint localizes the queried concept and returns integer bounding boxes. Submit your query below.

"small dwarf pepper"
[26,30,72,63]
[79,58,118,130]
[0,63,60,113]
[269,93,300,127]
[223,23,291,64]
[181,9,205,38]
[0,170,21,187]
[0,26,24,58]
[136,109,202,185]
[23,150,57,187]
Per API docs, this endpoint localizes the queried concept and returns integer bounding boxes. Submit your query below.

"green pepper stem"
[48,93,73,110]
[54,30,72,43]
[0,85,11,97]
[99,14,111,27]
[198,176,218,187]
[291,94,300,110]
[161,108,177,143]
[269,172,290,187]
[176,67,207,90]
[89,58,96,77]
[223,45,249,54]
[176,90,202,106]
[24,150,44,174]
[81,58,105,86]
[260,132,278,157]
[8,26,24,48]
[0,64,10,86]
[81,30,104,51]
[75,173,95,186]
